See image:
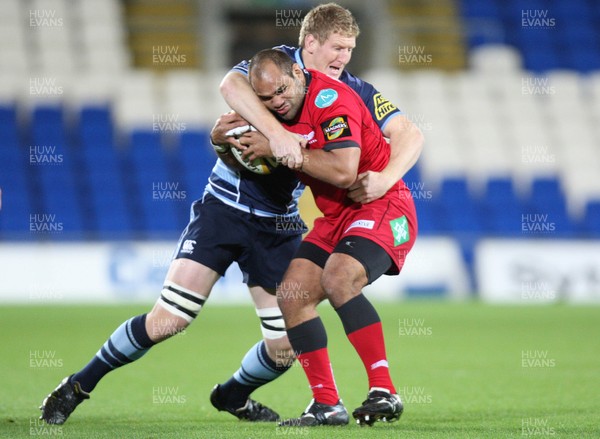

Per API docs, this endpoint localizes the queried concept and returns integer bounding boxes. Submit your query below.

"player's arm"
[301,145,360,189]
[209,111,248,146]
[209,112,248,169]
[298,103,362,188]
[344,77,424,203]
[383,114,423,180]
[348,114,424,204]
[220,71,305,165]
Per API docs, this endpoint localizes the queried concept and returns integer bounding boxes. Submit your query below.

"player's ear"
[304,34,318,53]
[292,64,304,81]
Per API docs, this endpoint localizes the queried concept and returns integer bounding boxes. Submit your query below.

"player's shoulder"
[232,45,298,75]
[339,70,379,98]
[272,44,298,59]
[306,70,360,109]
[339,70,365,88]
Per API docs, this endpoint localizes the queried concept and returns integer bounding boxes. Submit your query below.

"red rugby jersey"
[282,69,393,218]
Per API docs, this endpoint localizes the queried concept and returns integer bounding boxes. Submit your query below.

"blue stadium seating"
[436,177,484,234]
[522,45,561,72]
[461,0,600,72]
[0,106,18,143]
[79,106,114,148]
[413,197,439,235]
[460,0,500,19]
[2,2,600,244]
[83,151,133,238]
[3,105,599,239]
[126,130,185,236]
[176,130,214,201]
[480,178,524,236]
[31,106,67,147]
[0,148,33,236]
[581,200,600,237]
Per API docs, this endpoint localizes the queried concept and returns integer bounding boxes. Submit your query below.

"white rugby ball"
[225,125,279,175]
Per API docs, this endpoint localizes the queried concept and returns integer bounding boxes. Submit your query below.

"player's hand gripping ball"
[225,125,279,175]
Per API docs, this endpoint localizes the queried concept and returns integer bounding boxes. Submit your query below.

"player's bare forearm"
[220,71,304,163]
[300,147,360,189]
[348,115,423,203]
[381,114,424,184]
[220,72,282,137]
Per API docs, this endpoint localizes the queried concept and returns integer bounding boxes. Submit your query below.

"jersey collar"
[294,47,305,69]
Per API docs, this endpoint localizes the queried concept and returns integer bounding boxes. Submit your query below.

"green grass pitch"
[1,301,598,438]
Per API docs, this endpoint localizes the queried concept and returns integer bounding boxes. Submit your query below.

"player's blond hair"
[298,3,360,47]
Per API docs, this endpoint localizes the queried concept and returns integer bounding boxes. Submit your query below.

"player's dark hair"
[248,49,295,81]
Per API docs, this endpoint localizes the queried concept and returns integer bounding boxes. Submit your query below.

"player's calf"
[258,307,294,367]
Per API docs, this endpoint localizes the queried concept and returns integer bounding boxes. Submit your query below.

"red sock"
[347,322,396,393]
[296,347,339,405]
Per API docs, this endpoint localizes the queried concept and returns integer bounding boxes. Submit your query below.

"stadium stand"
[0,0,599,247]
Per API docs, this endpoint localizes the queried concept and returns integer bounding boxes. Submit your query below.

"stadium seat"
[565,48,600,73]
[412,197,439,235]
[469,44,522,73]
[477,177,521,235]
[162,70,209,127]
[522,46,561,72]
[436,177,484,234]
[523,177,574,236]
[176,130,214,200]
[529,177,565,204]
[78,106,114,148]
[0,145,34,236]
[0,103,17,130]
[123,130,185,235]
[114,71,160,130]
[581,200,600,237]
[552,0,590,19]
[459,0,501,19]
[31,106,68,148]
[2,1,600,248]
[363,69,406,105]
[37,169,86,237]
[84,46,131,74]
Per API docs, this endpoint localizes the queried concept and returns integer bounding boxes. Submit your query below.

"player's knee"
[276,280,298,311]
[277,276,319,307]
[321,268,363,306]
[256,307,287,341]
[321,270,345,297]
[148,281,208,341]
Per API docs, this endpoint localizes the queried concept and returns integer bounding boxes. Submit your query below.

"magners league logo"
[321,115,352,141]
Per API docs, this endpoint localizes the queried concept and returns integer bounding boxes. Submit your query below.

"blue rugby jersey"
[205,44,402,217]
[205,159,303,217]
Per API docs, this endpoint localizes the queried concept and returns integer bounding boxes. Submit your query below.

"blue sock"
[219,341,291,408]
[72,314,155,392]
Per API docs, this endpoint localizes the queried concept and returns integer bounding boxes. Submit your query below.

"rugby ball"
[225,125,279,175]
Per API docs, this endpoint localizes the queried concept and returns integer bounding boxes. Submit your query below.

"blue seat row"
[1,104,599,239]
[412,176,600,237]
[459,0,600,72]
